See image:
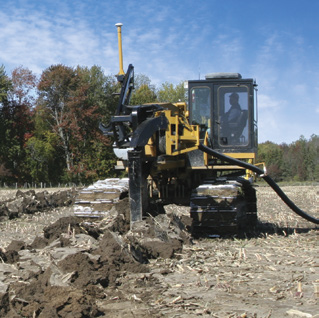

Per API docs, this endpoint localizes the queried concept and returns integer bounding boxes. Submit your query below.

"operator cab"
[187,73,257,153]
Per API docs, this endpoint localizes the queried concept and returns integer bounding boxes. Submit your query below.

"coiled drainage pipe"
[199,143,319,225]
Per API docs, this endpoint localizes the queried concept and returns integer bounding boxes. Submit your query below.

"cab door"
[212,81,256,153]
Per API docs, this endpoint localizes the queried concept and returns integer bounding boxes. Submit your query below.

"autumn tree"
[287,135,319,182]
[257,135,319,182]
[37,64,116,183]
[37,64,82,173]
[73,65,117,181]
[9,66,37,105]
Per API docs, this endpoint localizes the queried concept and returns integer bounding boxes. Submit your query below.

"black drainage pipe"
[199,143,319,225]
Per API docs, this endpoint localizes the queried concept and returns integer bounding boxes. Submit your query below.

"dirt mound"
[0,186,318,317]
[0,195,192,317]
[0,189,76,221]
[1,240,28,263]
[43,216,85,242]
[10,283,102,317]
[105,197,131,234]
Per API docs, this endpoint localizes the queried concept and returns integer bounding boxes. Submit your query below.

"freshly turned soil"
[0,185,317,318]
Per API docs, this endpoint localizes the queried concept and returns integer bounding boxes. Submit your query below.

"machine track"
[190,177,257,235]
[74,178,129,217]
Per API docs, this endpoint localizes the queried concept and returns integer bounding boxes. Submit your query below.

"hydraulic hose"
[199,143,319,225]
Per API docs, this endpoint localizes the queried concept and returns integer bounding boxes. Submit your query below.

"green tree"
[0,100,34,182]
[0,65,12,103]
[130,84,157,105]
[0,65,11,180]
[25,132,60,182]
[76,65,118,124]
[288,136,308,181]
[0,66,35,183]
[305,134,319,181]
[314,164,319,181]
[134,74,154,90]
[280,143,293,180]
[257,141,283,181]
[130,74,157,105]
[157,81,186,103]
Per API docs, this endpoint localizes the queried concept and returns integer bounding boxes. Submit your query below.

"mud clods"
[0,189,76,221]
[0,193,192,317]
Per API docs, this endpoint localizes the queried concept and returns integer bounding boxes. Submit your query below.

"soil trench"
[0,185,318,318]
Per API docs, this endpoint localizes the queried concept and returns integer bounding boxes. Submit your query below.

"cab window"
[190,87,211,139]
[218,86,249,147]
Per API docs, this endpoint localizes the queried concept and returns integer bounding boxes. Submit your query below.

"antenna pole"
[115,23,125,76]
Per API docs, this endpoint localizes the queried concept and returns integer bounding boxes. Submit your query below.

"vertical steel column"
[128,149,145,226]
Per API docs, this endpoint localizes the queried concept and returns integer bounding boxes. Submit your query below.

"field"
[0,185,318,318]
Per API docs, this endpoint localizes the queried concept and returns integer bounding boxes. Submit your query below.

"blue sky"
[0,0,318,144]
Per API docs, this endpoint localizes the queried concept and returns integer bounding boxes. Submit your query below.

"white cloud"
[258,94,286,110]
[0,3,118,75]
[0,0,317,144]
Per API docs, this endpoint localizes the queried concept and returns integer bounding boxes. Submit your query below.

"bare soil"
[0,185,318,318]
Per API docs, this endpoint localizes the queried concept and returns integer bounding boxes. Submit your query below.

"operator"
[220,92,243,145]
[223,92,241,123]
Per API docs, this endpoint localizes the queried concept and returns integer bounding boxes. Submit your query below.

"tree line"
[257,135,319,182]
[0,64,185,185]
[0,64,317,186]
